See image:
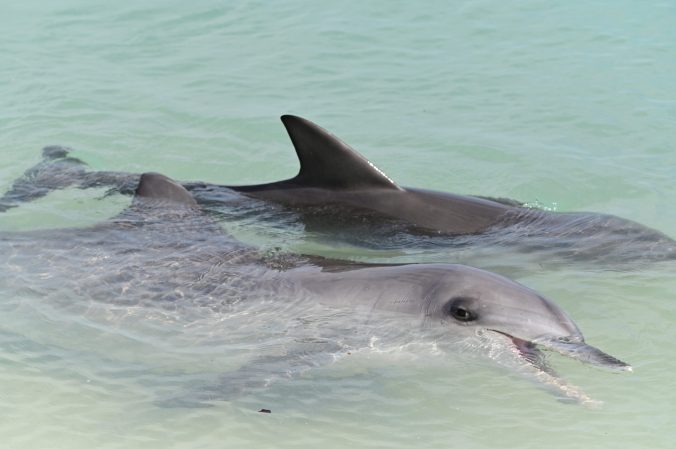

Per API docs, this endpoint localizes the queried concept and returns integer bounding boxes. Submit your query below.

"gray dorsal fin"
[281,115,402,190]
[134,172,197,206]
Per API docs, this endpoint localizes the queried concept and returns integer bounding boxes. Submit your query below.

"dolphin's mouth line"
[488,329,632,373]
[484,329,603,407]
[488,329,554,374]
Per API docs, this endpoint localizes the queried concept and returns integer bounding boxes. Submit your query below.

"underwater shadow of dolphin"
[0,172,630,407]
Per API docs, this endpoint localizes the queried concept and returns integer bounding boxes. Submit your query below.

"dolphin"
[221,116,676,264]
[0,172,629,406]
[1,116,674,265]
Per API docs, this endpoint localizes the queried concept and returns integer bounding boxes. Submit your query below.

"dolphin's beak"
[491,330,631,373]
[486,330,630,406]
[534,336,632,372]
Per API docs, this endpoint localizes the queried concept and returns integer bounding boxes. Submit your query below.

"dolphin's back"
[228,115,510,234]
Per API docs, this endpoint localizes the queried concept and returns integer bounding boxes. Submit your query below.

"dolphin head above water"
[0,170,630,406]
[129,174,631,378]
[424,265,578,338]
[293,262,630,376]
[418,265,630,372]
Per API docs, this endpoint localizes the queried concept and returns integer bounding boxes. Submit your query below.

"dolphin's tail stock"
[0,146,139,212]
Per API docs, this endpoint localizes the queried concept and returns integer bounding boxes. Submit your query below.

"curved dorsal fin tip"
[279,115,401,191]
[135,172,197,206]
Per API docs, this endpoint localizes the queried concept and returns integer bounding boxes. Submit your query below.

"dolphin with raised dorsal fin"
[0,171,630,406]
[2,115,674,264]
[223,115,676,263]
[231,115,510,235]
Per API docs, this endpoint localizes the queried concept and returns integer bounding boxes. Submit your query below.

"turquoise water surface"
[1,1,676,448]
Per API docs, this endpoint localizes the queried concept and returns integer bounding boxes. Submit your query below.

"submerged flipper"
[281,115,402,191]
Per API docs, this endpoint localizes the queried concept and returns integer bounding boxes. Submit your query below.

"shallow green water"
[1,1,676,448]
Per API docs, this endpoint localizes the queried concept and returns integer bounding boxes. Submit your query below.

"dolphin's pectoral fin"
[281,115,402,191]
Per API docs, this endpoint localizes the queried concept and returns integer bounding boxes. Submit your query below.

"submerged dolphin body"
[1,116,674,266]
[0,173,628,406]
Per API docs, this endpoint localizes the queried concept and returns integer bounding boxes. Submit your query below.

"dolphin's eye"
[448,298,478,322]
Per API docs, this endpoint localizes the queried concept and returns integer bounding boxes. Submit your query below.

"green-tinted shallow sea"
[1,1,675,448]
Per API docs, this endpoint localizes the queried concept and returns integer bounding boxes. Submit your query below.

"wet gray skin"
[290,261,631,373]
[0,173,630,406]
[1,115,674,266]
